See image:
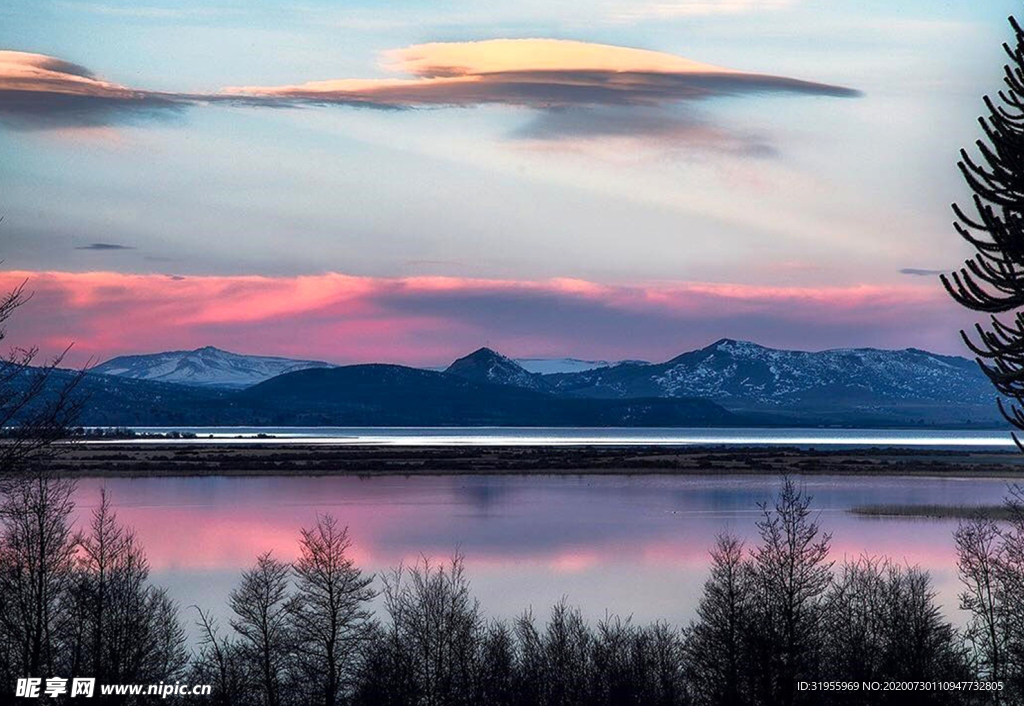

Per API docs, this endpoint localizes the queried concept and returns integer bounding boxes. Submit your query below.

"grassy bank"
[43,442,1024,478]
[850,503,1017,520]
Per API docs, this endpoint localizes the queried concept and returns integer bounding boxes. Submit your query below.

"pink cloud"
[0,51,133,98]
[0,269,965,366]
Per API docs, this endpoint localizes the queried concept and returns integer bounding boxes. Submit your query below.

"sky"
[0,0,1015,366]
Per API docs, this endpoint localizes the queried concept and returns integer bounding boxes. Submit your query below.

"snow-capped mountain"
[539,339,1002,425]
[514,357,646,375]
[445,348,551,391]
[87,339,1007,425]
[92,346,334,389]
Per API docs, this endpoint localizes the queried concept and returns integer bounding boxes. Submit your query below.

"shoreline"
[48,443,1024,479]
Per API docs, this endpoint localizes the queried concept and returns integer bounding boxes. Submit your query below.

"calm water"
[69,473,1019,636]
[120,426,1014,448]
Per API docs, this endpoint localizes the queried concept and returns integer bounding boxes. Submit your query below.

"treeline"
[2,476,1023,705]
[0,476,188,702]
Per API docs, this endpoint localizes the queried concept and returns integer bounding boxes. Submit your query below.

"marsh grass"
[850,503,1016,520]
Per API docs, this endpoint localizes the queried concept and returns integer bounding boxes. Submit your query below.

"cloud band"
[1,40,858,129]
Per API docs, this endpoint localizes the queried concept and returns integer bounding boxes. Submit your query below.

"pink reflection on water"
[68,474,1000,626]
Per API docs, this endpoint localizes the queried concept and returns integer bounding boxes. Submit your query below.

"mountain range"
[96,346,630,388]
[442,341,999,426]
[67,340,1005,427]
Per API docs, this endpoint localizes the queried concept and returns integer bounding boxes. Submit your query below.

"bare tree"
[230,552,292,706]
[0,280,84,483]
[748,477,832,706]
[477,620,516,706]
[0,268,87,691]
[824,556,967,704]
[191,607,249,706]
[70,489,188,699]
[288,515,374,706]
[142,588,189,688]
[999,485,1024,697]
[684,533,752,706]
[73,488,125,684]
[955,486,1024,703]
[0,471,77,680]
[538,600,593,706]
[379,553,483,706]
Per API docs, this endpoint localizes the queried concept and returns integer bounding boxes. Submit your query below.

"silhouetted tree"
[229,552,292,706]
[0,472,77,682]
[68,489,188,702]
[536,601,593,706]
[378,553,483,706]
[958,517,1008,702]
[477,621,517,706]
[747,478,832,706]
[0,268,99,694]
[955,486,1024,704]
[684,534,752,706]
[823,557,968,705]
[190,607,250,706]
[999,485,1024,698]
[943,13,1024,442]
[0,280,84,485]
[592,616,687,706]
[632,621,688,706]
[288,514,375,706]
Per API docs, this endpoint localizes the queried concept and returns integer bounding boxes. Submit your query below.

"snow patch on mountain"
[92,346,333,389]
[539,338,999,424]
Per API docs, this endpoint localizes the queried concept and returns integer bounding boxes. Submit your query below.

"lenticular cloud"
[0,39,857,129]
[0,50,188,128]
[224,38,859,108]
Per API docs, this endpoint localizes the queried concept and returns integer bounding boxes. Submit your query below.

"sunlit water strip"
[82,427,1017,449]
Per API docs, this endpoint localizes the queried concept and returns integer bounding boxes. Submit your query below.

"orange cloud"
[225,38,857,108]
[0,51,127,97]
[381,39,727,77]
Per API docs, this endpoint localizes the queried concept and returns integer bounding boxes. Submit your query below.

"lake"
[69,472,1018,637]
[121,426,1014,448]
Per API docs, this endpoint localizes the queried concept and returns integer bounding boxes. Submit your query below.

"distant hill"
[93,346,333,389]
[234,364,738,426]
[514,357,642,375]
[28,368,233,426]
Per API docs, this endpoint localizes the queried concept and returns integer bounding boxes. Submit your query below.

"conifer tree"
[944,15,1024,438]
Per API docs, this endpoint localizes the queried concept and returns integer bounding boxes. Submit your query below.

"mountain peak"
[463,347,506,361]
[446,348,550,392]
[708,338,763,351]
[664,339,765,364]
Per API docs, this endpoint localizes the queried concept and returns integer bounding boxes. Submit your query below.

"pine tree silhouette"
[944,15,1024,443]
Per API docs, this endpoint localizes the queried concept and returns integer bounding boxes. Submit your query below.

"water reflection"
[121,426,1015,448]
[69,474,1014,631]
